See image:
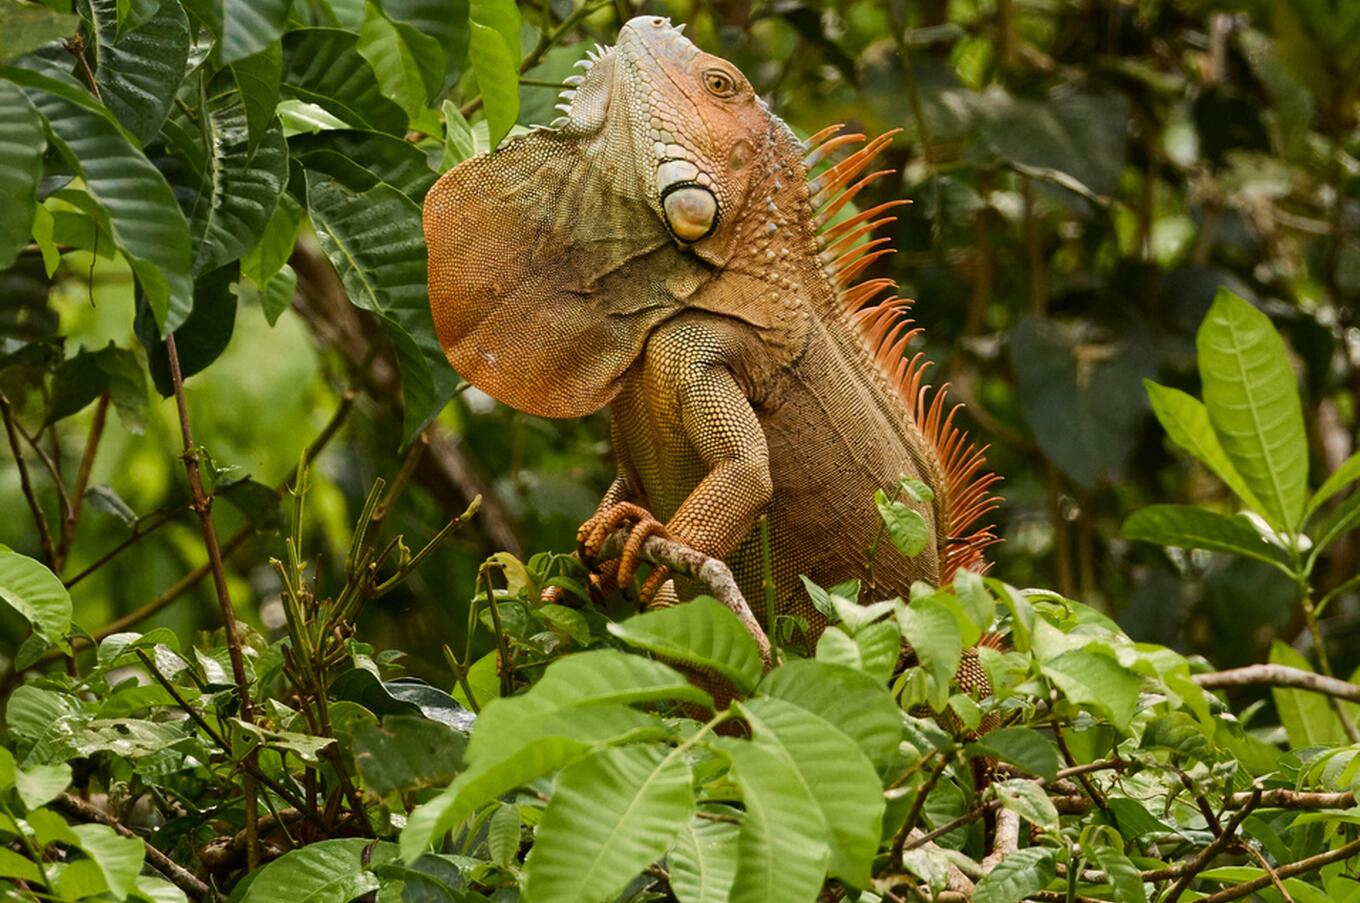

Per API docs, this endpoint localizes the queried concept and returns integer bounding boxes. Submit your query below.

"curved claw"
[579,501,655,562]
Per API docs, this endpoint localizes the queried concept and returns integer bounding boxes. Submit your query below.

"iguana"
[424,17,1001,664]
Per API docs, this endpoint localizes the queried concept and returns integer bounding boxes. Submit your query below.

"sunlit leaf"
[236,838,393,903]
[608,596,764,695]
[973,847,1055,903]
[669,816,739,903]
[0,549,71,654]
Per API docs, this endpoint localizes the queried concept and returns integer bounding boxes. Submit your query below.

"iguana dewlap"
[424,17,1000,646]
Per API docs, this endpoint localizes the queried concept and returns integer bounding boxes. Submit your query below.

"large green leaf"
[524,744,695,903]
[1196,289,1308,531]
[1269,640,1349,748]
[0,549,71,655]
[378,0,470,75]
[967,727,1060,782]
[718,739,830,903]
[669,817,739,903]
[972,847,1056,903]
[1120,505,1290,571]
[896,596,963,711]
[7,66,193,332]
[134,265,238,396]
[814,621,900,683]
[64,823,144,900]
[0,79,43,269]
[467,0,519,146]
[738,697,883,886]
[183,91,289,275]
[1144,379,1265,513]
[1088,844,1148,903]
[519,648,713,710]
[289,128,438,202]
[221,0,293,64]
[399,705,667,860]
[304,169,457,442]
[282,28,407,135]
[1040,647,1142,732]
[357,1,442,119]
[993,778,1059,832]
[758,659,902,769]
[608,596,764,695]
[237,838,393,903]
[89,0,189,145]
[351,716,467,796]
[230,43,282,155]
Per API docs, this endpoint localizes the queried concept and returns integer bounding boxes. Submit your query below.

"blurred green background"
[2,0,1357,683]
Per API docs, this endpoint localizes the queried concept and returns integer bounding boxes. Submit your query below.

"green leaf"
[255,262,297,326]
[15,761,70,809]
[0,847,42,884]
[352,716,468,797]
[993,778,1059,831]
[953,568,996,634]
[717,738,830,903]
[0,2,79,63]
[68,823,144,900]
[290,128,438,203]
[897,596,963,711]
[134,265,238,396]
[738,697,883,886]
[185,91,290,276]
[230,44,282,154]
[282,28,407,135]
[524,744,695,903]
[0,549,71,653]
[1310,490,1360,558]
[814,622,900,683]
[399,705,666,861]
[357,1,443,119]
[89,0,190,145]
[1196,289,1308,531]
[608,596,764,695]
[972,847,1055,903]
[875,488,931,557]
[1144,379,1265,513]
[487,800,520,868]
[1041,647,1142,731]
[0,79,43,269]
[466,0,519,147]
[669,817,739,903]
[1269,640,1349,747]
[758,659,902,769]
[45,344,147,433]
[441,98,473,169]
[8,66,193,332]
[304,169,457,443]
[1120,505,1289,570]
[1088,844,1148,903]
[222,0,294,64]
[236,838,391,902]
[241,191,301,287]
[967,727,1060,782]
[1305,451,1360,523]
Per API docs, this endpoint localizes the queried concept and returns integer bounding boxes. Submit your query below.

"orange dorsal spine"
[804,125,1003,581]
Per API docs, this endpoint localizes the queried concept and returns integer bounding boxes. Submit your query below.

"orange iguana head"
[424,17,799,418]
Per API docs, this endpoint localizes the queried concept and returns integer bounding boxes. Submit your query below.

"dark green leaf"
[1120,505,1289,570]
[289,128,438,202]
[230,44,282,155]
[0,80,43,269]
[330,670,476,731]
[135,264,238,396]
[84,485,137,526]
[222,0,294,64]
[89,0,190,145]
[967,727,1060,781]
[8,65,193,332]
[282,27,407,135]
[257,262,296,325]
[236,838,393,903]
[875,488,930,557]
[352,715,467,796]
[241,190,301,287]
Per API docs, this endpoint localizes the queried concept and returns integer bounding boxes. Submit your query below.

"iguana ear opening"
[424,132,690,419]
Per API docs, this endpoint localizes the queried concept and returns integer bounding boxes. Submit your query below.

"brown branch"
[981,807,1020,872]
[63,504,188,588]
[1193,664,1360,704]
[890,754,950,867]
[1,392,58,568]
[1197,836,1360,903]
[1242,838,1294,903]
[58,393,109,569]
[18,422,74,530]
[51,793,208,900]
[1164,785,1261,902]
[595,529,773,667]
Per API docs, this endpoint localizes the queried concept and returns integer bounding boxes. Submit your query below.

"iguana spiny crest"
[426,16,1001,643]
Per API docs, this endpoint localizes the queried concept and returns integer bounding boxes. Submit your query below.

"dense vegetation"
[1,0,1358,901]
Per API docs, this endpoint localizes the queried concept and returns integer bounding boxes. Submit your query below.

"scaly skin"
[424,18,999,662]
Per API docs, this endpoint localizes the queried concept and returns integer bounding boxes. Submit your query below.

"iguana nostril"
[663,186,717,241]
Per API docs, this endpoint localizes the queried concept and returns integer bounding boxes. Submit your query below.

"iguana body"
[424,18,999,647]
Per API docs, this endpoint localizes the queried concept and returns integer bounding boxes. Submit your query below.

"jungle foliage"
[0,0,1359,901]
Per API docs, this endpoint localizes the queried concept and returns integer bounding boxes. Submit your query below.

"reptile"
[423,17,1001,688]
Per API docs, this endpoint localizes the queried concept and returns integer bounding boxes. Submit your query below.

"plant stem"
[57,393,108,568]
[0,795,55,896]
[51,793,208,899]
[481,563,515,698]
[63,504,188,588]
[0,392,58,569]
[890,753,950,867]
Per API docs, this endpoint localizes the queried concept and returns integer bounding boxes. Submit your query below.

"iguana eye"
[702,69,737,98]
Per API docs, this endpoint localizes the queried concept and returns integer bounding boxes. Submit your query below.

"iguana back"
[424,17,1000,645]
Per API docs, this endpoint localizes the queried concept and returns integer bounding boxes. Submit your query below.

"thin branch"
[890,754,950,867]
[50,793,208,899]
[17,421,73,529]
[63,505,189,588]
[1242,838,1294,903]
[1193,664,1360,704]
[596,529,774,667]
[58,393,109,567]
[1197,836,1360,903]
[1,392,58,568]
[1163,785,1262,902]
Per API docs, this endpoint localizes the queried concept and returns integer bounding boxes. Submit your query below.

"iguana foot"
[578,502,672,597]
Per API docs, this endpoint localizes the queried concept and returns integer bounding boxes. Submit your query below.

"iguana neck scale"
[424,17,1001,644]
